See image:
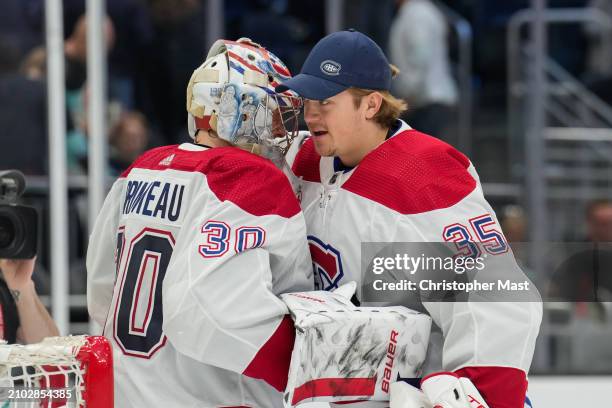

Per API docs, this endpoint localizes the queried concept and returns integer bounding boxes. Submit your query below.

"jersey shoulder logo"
[308,235,344,290]
[159,154,175,166]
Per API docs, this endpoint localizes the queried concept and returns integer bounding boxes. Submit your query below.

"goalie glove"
[421,373,490,408]
[390,373,490,408]
[281,283,432,407]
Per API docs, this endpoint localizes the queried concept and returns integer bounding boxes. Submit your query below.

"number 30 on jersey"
[198,220,266,258]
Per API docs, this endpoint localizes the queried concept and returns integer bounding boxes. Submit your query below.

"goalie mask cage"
[0,336,112,408]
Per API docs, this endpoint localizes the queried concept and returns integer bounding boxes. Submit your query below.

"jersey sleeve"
[86,178,125,331]
[392,164,542,408]
[162,170,312,392]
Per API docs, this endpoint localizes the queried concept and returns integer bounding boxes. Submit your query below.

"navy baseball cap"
[275,29,392,100]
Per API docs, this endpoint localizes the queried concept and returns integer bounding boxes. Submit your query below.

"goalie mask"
[186,38,302,153]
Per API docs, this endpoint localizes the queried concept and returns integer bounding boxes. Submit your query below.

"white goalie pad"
[281,286,432,407]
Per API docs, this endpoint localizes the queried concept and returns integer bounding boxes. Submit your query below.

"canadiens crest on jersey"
[308,235,344,290]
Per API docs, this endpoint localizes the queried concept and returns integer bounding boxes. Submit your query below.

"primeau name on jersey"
[123,179,185,221]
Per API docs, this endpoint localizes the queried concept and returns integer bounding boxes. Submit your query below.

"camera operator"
[0,169,59,344]
[0,257,59,343]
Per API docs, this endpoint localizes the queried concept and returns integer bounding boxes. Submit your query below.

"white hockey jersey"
[87,143,312,408]
[286,121,542,408]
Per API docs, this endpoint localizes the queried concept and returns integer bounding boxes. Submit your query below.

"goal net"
[0,335,112,408]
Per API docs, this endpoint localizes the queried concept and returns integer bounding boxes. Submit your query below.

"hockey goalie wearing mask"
[87,38,314,407]
[186,38,302,166]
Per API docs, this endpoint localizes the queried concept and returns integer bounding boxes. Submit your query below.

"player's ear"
[364,92,383,120]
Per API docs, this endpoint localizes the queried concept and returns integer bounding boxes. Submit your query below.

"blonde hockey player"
[278,30,542,408]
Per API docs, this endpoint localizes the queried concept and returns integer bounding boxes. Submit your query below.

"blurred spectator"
[66,86,89,174]
[500,204,527,243]
[585,199,612,242]
[61,15,118,174]
[389,0,458,144]
[20,46,46,80]
[499,204,537,283]
[549,200,612,314]
[64,14,116,90]
[15,13,115,89]
[10,14,117,175]
[0,36,47,175]
[109,111,150,174]
[59,0,154,110]
[65,85,123,174]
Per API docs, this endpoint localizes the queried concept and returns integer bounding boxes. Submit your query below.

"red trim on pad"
[291,377,377,405]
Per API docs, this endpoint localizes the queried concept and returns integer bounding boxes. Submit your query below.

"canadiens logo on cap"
[320,60,341,76]
[274,30,392,100]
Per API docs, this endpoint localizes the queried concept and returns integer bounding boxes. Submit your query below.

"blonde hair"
[347,64,407,128]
